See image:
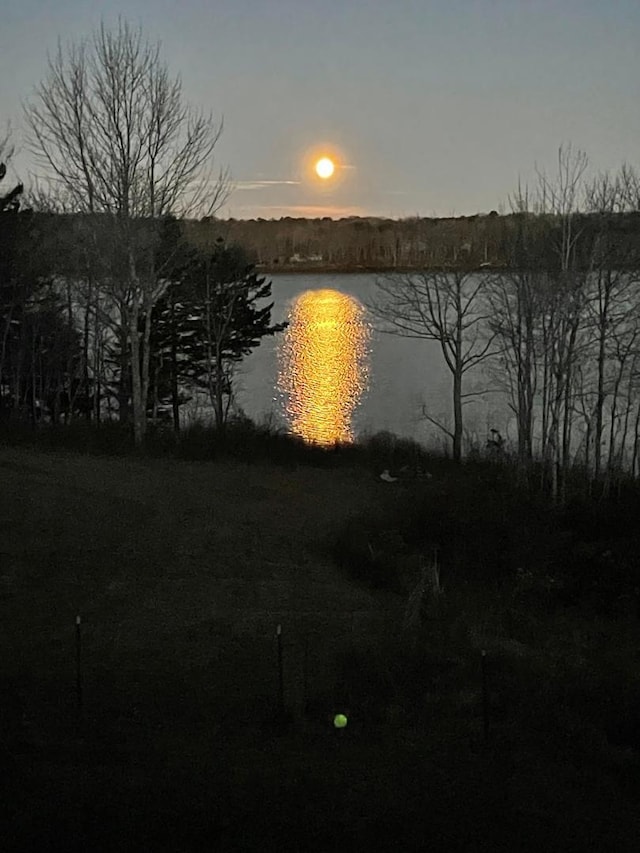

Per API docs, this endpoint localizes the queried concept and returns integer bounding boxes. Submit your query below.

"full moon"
[315,157,335,179]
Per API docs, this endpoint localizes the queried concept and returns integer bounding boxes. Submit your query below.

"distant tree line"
[193,211,506,269]
[192,206,640,273]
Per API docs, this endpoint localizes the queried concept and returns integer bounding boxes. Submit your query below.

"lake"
[235,273,508,448]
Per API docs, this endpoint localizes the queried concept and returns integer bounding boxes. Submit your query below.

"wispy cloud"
[235,179,300,191]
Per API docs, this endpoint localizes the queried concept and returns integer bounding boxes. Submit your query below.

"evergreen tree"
[0,161,26,416]
[1,162,85,424]
[179,240,287,431]
[146,282,201,430]
[104,217,198,431]
[0,162,23,214]
[105,233,287,432]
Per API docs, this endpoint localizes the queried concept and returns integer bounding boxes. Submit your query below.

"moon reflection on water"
[277,289,371,444]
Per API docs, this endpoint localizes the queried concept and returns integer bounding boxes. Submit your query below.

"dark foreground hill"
[1,446,639,852]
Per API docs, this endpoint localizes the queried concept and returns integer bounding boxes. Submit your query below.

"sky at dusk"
[1,0,639,219]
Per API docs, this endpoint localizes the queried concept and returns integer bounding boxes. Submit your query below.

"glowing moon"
[315,157,335,179]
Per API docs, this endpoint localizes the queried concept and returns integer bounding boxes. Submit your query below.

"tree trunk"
[550,422,559,504]
[593,279,611,479]
[632,403,640,478]
[214,341,225,434]
[452,367,463,463]
[117,299,130,423]
[594,331,606,479]
[141,303,153,425]
[607,368,624,477]
[129,303,145,447]
[540,326,551,467]
[517,341,535,468]
[0,302,14,395]
[170,293,180,434]
[83,278,92,421]
[618,392,633,474]
[204,269,217,429]
[584,416,592,472]
[93,294,102,424]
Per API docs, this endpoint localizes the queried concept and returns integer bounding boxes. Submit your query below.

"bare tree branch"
[368,269,496,460]
[23,17,231,444]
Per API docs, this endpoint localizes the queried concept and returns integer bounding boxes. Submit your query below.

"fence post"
[276,623,284,717]
[302,633,309,717]
[75,614,83,714]
[481,649,489,746]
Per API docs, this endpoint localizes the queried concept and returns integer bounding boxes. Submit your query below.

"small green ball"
[333,713,348,729]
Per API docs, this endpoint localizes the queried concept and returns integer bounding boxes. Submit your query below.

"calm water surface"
[237,274,503,445]
[277,289,371,444]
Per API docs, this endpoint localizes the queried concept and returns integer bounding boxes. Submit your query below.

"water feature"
[277,289,371,444]
[237,273,507,446]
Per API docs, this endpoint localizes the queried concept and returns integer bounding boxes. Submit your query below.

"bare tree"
[24,18,230,444]
[581,170,639,480]
[485,187,549,470]
[527,146,590,501]
[485,146,601,498]
[369,269,497,461]
[620,163,640,211]
[0,126,26,412]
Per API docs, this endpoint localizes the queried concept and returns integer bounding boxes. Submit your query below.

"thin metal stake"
[302,633,309,716]
[481,649,489,745]
[75,615,83,713]
[276,624,284,716]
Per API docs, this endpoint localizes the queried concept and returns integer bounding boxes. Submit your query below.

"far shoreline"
[256,263,502,275]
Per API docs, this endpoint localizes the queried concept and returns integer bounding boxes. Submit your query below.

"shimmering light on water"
[278,289,371,444]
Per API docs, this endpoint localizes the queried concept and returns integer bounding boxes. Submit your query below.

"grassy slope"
[0,447,404,850]
[0,445,399,704]
[2,446,640,852]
